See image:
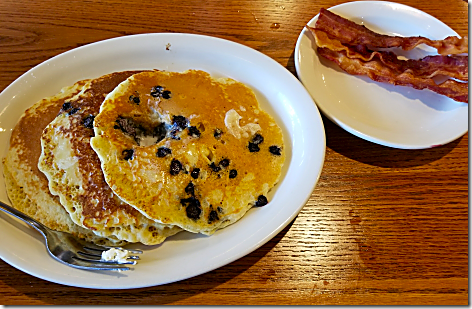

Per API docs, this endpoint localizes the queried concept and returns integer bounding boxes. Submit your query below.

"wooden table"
[0,0,468,305]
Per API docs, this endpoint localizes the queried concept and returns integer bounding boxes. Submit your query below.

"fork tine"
[77,250,102,259]
[79,244,142,262]
[101,246,144,255]
[74,255,137,265]
[69,257,132,271]
[77,250,140,261]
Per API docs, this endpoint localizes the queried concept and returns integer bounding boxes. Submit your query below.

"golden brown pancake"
[91,70,285,235]
[38,71,182,245]
[2,80,124,246]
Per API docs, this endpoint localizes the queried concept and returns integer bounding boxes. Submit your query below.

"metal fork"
[0,200,142,271]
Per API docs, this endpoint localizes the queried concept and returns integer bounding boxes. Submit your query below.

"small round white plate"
[295,1,468,149]
[0,33,325,289]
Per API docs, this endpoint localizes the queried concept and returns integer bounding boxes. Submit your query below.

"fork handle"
[0,200,48,236]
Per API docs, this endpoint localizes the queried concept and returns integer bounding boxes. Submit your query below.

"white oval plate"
[0,33,325,289]
[295,1,468,149]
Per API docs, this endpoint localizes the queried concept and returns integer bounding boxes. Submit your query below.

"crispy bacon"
[310,28,468,81]
[313,8,468,55]
[309,8,468,103]
[318,47,468,103]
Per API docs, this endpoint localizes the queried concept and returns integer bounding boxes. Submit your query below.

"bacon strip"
[308,8,468,103]
[318,47,468,103]
[313,8,468,55]
[310,28,468,81]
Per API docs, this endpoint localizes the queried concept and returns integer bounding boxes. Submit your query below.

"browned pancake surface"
[3,80,125,245]
[91,70,285,235]
[38,71,181,244]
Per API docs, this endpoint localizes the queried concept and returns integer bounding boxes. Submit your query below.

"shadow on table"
[322,114,464,168]
[2,220,294,305]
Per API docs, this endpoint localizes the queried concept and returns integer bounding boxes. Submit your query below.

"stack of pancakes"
[3,69,285,246]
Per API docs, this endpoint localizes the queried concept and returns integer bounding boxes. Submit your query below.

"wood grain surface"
[0,0,468,305]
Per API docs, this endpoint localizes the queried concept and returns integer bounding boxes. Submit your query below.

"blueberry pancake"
[91,70,285,235]
[2,80,125,246]
[38,71,182,245]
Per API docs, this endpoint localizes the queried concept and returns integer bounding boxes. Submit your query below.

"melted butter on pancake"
[224,109,261,139]
[91,70,285,235]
